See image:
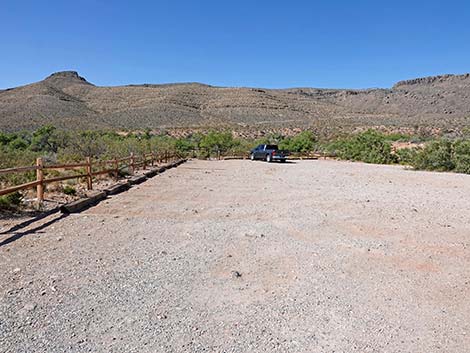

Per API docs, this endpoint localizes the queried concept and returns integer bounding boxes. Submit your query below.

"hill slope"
[1,71,470,132]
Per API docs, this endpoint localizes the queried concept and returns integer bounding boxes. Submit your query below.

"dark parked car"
[250,144,288,162]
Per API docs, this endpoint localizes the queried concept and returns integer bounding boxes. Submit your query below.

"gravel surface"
[1,159,469,352]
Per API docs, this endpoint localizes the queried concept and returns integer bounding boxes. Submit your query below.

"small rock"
[56,236,63,241]
[23,303,36,311]
[12,268,21,274]
[232,271,242,278]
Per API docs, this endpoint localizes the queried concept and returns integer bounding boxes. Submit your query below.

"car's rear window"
[266,145,278,150]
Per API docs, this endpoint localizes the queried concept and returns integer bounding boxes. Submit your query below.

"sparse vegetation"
[3,70,470,136]
[198,131,237,158]
[62,185,77,196]
[0,191,24,211]
[1,126,470,190]
[280,131,317,153]
[410,139,470,173]
[325,130,398,164]
[395,148,418,165]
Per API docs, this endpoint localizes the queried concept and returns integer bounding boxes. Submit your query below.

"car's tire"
[280,159,286,163]
[266,154,272,162]
[250,153,255,161]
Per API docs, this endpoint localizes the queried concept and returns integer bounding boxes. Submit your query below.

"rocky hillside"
[1,71,469,133]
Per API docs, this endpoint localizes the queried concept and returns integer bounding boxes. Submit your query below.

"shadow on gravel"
[0,212,68,247]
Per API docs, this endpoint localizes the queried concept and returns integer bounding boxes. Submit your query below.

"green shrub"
[30,125,61,152]
[0,191,24,210]
[412,140,455,171]
[452,140,470,174]
[385,133,412,142]
[395,148,418,165]
[327,130,397,164]
[280,131,316,153]
[199,131,236,157]
[62,185,77,196]
[175,138,196,154]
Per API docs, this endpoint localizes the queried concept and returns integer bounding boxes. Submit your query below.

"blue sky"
[1,0,469,89]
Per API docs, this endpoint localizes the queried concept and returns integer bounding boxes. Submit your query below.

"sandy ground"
[1,159,469,352]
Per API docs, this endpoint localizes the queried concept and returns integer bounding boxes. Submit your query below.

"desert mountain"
[1,71,469,132]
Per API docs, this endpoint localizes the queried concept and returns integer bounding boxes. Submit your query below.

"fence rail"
[0,151,177,202]
[0,150,326,202]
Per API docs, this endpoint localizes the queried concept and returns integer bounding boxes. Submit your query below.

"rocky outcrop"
[393,73,470,89]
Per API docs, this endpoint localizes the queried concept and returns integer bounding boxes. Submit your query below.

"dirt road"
[1,160,469,352]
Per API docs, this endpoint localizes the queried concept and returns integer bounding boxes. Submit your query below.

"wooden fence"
[0,150,326,203]
[0,151,176,202]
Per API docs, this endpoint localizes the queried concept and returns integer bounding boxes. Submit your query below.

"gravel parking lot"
[1,159,469,352]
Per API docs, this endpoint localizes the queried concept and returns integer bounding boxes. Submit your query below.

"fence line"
[0,150,326,202]
[0,151,177,202]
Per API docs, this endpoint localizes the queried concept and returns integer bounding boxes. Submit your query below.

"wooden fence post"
[86,157,93,190]
[130,152,135,175]
[151,152,155,166]
[142,154,147,170]
[114,158,119,180]
[36,157,44,202]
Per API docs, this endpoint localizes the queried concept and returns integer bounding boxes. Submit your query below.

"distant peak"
[393,73,470,89]
[45,71,92,85]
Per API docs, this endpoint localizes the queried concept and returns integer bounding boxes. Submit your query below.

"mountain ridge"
[0,71,469,133]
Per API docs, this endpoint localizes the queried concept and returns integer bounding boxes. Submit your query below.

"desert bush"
[326,130,397,164]
[384,133,412,142]
[0,147,39,186]
[409,139,470,174]
[280,131,316,153]
[412,140,455,171]
[198,131,237,157]
[174,138,196,154]
[30,125,64,153]
[0,191,24,211]
[395,148,417,165]
[62,185,77,196]
[452,140,470,174]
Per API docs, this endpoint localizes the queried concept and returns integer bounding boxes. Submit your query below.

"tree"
[328,130,396,164]
[280,131,316,153]
[199,131,235,156]
[30,125,60,152]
